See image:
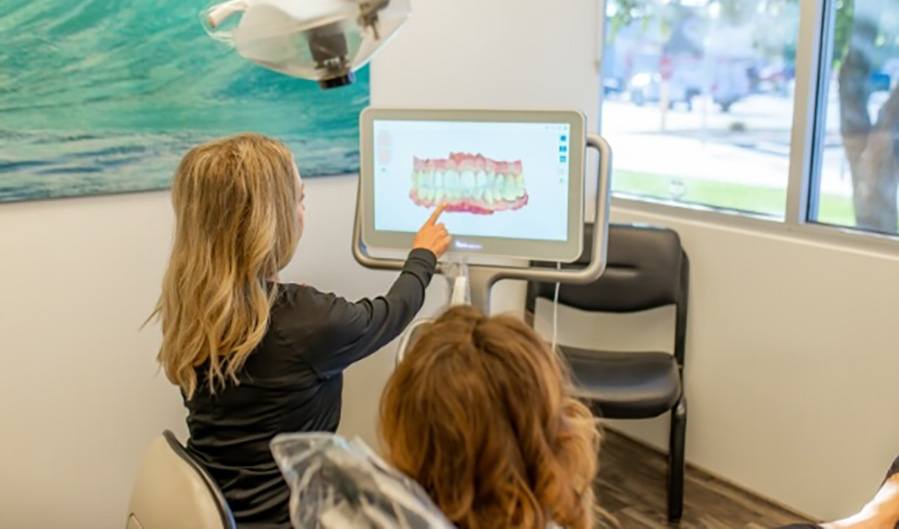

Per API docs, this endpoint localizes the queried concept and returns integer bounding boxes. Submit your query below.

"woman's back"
[185,265,435,526]
[185,284,344,527]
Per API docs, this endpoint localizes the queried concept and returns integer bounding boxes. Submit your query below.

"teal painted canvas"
[0,0,369,203]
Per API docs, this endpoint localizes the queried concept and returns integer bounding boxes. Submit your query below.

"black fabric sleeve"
[302,248,437,378]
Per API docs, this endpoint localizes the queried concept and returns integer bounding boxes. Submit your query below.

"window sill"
[611,196,899,259]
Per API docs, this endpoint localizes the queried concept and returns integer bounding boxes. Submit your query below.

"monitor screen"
[372,120,571,241]
[359,109,585,262]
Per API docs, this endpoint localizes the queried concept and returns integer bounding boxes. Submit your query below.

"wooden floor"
[595,429,815,528]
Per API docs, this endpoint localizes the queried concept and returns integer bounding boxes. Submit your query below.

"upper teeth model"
[409,152,528,214]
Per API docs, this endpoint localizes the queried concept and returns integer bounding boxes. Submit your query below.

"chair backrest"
[126,431,236,529]
[526,223,689,364]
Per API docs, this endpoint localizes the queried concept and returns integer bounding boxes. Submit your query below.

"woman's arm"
[300,205,451,377]
[306,248,437,377]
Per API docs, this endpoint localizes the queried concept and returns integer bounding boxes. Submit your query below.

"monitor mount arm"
[352,133,612,315]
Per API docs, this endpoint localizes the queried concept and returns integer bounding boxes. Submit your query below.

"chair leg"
[667,397,687,523]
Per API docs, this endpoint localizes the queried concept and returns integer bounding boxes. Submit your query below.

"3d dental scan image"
[408,153,529,214]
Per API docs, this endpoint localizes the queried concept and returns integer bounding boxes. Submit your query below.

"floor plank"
[595,429,816,528]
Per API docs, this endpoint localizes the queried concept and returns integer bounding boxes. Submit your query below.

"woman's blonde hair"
[379,305,601,529]
[151,133,300,399]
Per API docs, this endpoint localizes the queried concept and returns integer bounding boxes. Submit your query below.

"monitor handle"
[352,133,612,314]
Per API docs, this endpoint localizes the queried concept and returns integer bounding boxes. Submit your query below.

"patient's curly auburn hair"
[379,305,601,529]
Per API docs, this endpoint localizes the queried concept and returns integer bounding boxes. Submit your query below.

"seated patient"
[378,306,899,529]
[379,305,601,529]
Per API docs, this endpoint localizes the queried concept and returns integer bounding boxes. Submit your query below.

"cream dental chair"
[126,430,236,529]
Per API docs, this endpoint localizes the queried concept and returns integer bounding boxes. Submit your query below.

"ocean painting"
[0,0,369,203]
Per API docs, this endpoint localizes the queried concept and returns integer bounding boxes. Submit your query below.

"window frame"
[597,0,899,255]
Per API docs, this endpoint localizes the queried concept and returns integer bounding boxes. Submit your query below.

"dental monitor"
[359,108,586,262]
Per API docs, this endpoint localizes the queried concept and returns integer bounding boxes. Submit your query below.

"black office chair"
[525,223,689,522]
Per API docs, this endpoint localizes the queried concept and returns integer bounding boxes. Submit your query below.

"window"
[599,0,899,241]
[809,0,899,236]
[601,0,801,218]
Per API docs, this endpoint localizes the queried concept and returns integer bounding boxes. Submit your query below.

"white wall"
[2,0,896,526]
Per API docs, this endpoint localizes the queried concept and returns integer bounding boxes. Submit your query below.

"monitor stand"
[353,133,613,316]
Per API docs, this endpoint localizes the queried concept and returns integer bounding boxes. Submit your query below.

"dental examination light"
[203,0,411,89]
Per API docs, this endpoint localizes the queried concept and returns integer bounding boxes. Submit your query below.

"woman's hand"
[413,204,452,258]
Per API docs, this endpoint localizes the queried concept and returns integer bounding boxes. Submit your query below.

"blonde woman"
[150,133,450,528]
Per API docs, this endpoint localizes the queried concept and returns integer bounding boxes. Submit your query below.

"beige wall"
[2,0,897,526]
[612,209,899,519]
[0,193,182,528]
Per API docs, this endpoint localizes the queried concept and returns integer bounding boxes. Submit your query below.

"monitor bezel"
[359,108,586,263]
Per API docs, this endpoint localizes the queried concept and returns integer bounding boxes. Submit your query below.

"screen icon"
[559,155,567,163]
[559,145,567,153]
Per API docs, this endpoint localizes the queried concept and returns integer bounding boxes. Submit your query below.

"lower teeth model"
[409,152,528,214]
